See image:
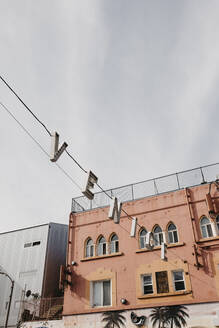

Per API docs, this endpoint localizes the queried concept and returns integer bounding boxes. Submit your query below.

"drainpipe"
[185,188,198,243]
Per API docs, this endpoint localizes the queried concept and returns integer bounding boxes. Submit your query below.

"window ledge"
[138,290,192,299]
[136,242,185,253]
[81,252,123,262]
[197,236,219,243]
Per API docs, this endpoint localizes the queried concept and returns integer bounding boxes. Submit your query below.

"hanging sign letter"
[108,197,122,224]
[145,232,155,250]
[82,170,98,200]
[161,242,167,261]
[50,132,68,162]
[130,217,137,237]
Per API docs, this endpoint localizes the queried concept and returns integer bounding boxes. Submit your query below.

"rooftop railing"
[71,162,219,213]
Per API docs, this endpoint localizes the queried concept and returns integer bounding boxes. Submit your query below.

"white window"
[216,215,219,233]
[97,236,107,256]
[153,226,164,246]
[110,234,119,253]
[142,274,153,295]
[168,223,178,244]
[172,271,185,291]
[139,229,147,249]
[200,217,213,238]
[85,238,94,258]
[90,280,111,307]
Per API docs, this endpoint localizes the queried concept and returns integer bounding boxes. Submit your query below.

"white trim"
[141,274,153,295]
[172,270,186,291]
[90,280,112,307]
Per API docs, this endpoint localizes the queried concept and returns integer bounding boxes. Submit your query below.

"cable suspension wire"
[65,149,87,174]
[0,101,82,191]
[0,75,52,136]
[0,74,88,173]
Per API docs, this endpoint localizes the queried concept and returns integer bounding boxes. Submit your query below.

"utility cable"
[0,74,88,174]
[0,101,82,191]
[65,149,87,174]
[0,75,51,136]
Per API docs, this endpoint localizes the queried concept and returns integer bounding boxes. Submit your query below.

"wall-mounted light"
[71,261,77,266]
[120,298,127,305]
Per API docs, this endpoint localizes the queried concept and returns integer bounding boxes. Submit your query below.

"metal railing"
[72,162,219,213]
[20,297,64,322]
[39,297,63,320]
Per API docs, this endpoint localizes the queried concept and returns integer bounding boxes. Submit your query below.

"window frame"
[97,236,107,256]
[141,274,153,295]
[109,234,119,254]
[139,228,147,249]
[172,270,186,292]
[200,216,214,238]
[85,238,94,258]
[153,226,164,246]
[167,223,179,244]
[216,215,219,233]
[155,271,169,294]
[90,280,111,307]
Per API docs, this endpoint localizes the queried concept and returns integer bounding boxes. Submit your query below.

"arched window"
[216,215,219,233]
[200,216,213,238]
[97,236,107,256]
[139,229,147,249]
[153,226,163,246]
[110,234,119,253]
[168,223,178,244]
[85,238,94,257]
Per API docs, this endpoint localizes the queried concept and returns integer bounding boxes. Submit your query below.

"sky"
[0,0,219,232]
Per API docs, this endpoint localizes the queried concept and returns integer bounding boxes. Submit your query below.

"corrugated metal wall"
[0,224,49,327]
[0,223,68,327]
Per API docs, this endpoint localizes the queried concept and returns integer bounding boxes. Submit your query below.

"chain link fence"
[72,162,219,213]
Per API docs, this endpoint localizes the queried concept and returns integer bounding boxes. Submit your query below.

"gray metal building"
[0,222,68,328]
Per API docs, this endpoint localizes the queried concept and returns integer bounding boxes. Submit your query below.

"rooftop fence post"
[176,173,180,189]
[200,167,206,184]
[131,184,134,200]
[154,179,158,194]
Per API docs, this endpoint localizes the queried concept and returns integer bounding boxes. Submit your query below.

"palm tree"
[164,305,189,328]
[101,310,126,328]
[149,307,166,328]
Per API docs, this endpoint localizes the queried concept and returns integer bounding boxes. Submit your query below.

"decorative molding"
[136,242,185,253]
[138,290,192,299]
[81,252,123,262]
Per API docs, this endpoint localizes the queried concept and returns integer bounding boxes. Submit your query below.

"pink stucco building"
[63,167,219,327]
